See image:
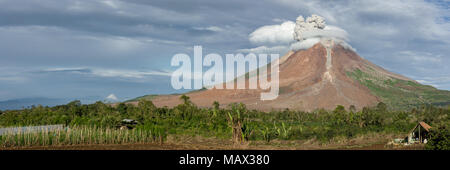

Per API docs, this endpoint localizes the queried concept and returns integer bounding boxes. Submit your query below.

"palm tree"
[180,94,190,105]
[213,101,220,110]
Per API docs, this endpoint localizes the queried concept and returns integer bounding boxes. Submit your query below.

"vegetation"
[125,95,159,102]
[347,68,450,110]
[125,88,207,102]
[425,125,450,150]
[0,97,449,149]
[0,126,165,148]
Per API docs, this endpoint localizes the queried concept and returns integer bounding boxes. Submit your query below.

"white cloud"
[237,46,289,54]
[0,67,29,83]
[90,68,171,78]
[249,21,295,45]
[416,79,433,84]
[289,38,321,51]
[272,18,288,23]
[413,75,450,88]
[289,37,354,52]
[397,51,442,63]
[41,67,172,79]
[101,0,120,9]
[321,26,349,41]
[193,26,224,32]
[0,76,27,83]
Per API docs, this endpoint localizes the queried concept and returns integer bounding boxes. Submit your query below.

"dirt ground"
[3,142,424,150]
[2,134,425,150]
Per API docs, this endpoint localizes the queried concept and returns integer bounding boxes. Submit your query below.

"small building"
[118,119,139,130]
[407,121,432,144]
[122,119,138,124]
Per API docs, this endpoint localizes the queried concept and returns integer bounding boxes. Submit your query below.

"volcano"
[131,39,450,111]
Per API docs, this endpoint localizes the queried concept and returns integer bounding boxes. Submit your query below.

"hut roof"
[409,121,432,134]
[419,121,432,132]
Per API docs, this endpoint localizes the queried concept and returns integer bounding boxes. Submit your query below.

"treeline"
[0,96,449,147]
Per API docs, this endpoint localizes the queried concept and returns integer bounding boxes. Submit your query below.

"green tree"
[117,103,128,115]
[180,94,190,105]
[138,99,155,114]
[67,100,82,116]
[212,101,220,117]
[67,100,82,107]
[213,101,220,110]
[349,105,356,113]
[333,105,346,114]
[376,102,387,112]
[426,125,450,150]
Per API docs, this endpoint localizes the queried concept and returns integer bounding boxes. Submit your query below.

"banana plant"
[227,112,234,134]
[260,126,272,143]
[241,123,252,142]
[281,122,292,139]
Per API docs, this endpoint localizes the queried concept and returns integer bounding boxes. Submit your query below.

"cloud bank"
[242,14,353,53]
[41,67,172,79]
[249,21,295,45]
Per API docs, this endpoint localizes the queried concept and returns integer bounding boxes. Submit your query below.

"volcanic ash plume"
[293,15,326,41]
[291,14,353,51]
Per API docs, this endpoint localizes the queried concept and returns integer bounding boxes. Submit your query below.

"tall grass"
[0,126,165,148]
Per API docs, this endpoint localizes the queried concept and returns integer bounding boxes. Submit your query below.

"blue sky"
[0,0,449,102]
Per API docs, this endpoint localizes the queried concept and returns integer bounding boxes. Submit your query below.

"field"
[1,134,425,150]
[0,96,449,150]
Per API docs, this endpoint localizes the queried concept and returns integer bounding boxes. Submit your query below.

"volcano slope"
[134,40,450,111]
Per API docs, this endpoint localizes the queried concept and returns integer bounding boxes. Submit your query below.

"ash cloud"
[243,14,354,54]
[290,14,354,51]
[293,15,326,41]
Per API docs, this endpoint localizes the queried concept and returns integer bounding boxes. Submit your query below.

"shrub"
[426,125,450,150]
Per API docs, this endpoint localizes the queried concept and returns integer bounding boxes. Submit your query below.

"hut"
[118,119,139,130]
[406,121,432,144]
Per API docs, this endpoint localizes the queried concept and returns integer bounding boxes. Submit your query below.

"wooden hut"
[407,121,432,144]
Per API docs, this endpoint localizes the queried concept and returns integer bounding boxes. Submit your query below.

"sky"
[0,0,449,102]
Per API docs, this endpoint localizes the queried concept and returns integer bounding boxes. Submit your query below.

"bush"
[426,125,450,150]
